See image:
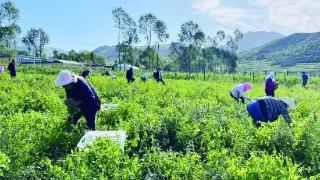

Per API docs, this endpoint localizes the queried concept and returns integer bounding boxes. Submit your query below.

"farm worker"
[7,59,16,77]
[246,97,295,127]
[301,72,308,87]
[105,70,110,76]
[153,68,165,85]
[126,66,135,83]
[55,70,101,130]
[81,67,92,79]
[111,74,116,80]
[265,72,278,97]
[230,82,252,103]
[0,65,4,74]
[141,73,150,82]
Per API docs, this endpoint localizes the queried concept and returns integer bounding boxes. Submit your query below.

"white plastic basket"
[77,131,126,151]
[101,103,119,112]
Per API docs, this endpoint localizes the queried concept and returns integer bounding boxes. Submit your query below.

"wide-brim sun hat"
[281,97,295,110]
[54,70,77,86]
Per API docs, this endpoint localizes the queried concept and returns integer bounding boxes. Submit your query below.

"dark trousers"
[127,78,135,84]
[157,79,165,85]
[69,110,98,130]
[265,89,275,97]
[230,92,244,103]
[302,81,307,87]
[10,72,16,77]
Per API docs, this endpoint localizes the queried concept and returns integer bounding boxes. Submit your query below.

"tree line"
[112,7,243,74]
[112,7,169,70]
[52,49,105,64]
[0,1,20,56]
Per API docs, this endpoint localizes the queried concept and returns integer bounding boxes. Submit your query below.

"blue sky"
[12,0,320,51]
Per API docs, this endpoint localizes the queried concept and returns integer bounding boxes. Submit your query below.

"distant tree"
[22,28,49,57]
[153,19,169,68]
[112,7,129,67]
[22,37,32,54]
[89,51,95,62]
[0,1,20,51]
[68,50,77,61]
[169,42,188,72]
[94,55,106,64]
[122,14,138,66]
[224,29,243,72]
[139,13,157,70]
[216,30,226,48]
[178,21,205,77]
[53,50,58,58]
[17,50,29,56]
[24,28,39,56]
[38,28,49,57]
[139,13,157,47]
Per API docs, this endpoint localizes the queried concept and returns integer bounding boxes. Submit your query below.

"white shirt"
[230,85,247,99]
[142,73,150,79]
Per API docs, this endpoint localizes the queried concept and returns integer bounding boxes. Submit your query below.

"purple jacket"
[265,77,276,92]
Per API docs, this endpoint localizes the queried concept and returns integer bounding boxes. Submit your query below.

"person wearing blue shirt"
[126,67,135,83]
[105,70,110,76]
[247,97,295,127]
[81,67,92,79]
[141,73,150,82]
[301,72,308,87]
[153,68,165,85]
[55,70,101,130]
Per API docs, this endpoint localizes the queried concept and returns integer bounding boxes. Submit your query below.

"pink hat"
[243,82,252,91]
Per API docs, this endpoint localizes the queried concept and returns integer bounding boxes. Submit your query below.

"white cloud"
[192,0,249,26]
[250,0,320,33]
[193,0,320,34]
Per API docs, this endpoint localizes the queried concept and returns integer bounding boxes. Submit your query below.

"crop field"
[0,67,319,179]
[238,60,320,73]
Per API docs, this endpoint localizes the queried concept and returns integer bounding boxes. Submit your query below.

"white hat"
[54,70,77,86]
[281,97,295,110]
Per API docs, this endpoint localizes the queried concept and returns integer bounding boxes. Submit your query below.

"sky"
[11,0,320,51]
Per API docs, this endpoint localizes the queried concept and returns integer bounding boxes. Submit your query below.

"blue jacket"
[126,69,133,80]
[65,78,100,114]
[81,70,90,78]
[258,98,291,124]
[153,71,162,80]
[302,74,308,82]
[8,62,16,76]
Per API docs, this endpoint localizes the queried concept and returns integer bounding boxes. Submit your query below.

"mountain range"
[16,31,320,68]
[92,31,284,61]
[239,32,320,66]
[93,44,171,62]
[237,31,284,52]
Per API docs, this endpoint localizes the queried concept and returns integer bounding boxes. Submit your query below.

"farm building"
[16,55,83,67]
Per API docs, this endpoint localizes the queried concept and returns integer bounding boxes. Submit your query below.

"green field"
[0,67,319,179]
[0,57,10,65]
[238,60,320,74]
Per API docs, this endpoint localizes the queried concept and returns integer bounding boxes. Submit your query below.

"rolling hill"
[239,32,320,67]
[237,31,283,52]
[93,44,171,62]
